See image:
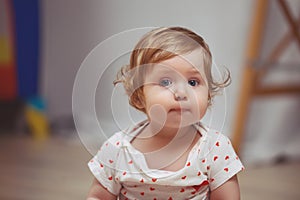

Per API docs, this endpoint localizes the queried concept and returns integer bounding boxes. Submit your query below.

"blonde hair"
[114,27,230,113]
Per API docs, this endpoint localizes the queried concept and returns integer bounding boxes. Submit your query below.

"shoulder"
[206,129,232,148]
[194,123,232,151]
[92,131,124,166]
[102,131,127,148]
[196,125,236,158]
[96,121,148,160]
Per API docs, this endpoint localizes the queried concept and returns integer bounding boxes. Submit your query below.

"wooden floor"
[0,134,300,200]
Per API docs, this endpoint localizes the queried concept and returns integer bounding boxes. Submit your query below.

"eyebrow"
[186,68,202,75]
[153,66,202,74]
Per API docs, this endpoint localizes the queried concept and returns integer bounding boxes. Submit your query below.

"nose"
[172,84,187,101]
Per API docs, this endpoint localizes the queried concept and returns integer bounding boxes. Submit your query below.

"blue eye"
[159,79,172,87]
[188,79,199,87]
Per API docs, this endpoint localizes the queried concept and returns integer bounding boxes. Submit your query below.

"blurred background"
[0,0,299,199]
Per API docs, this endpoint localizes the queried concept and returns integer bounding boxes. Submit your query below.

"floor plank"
[0,135,299,199]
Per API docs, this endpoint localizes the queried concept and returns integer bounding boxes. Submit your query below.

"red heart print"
[192,180,209,192]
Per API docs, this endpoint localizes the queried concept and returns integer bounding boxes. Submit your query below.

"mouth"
[169,108,190,113]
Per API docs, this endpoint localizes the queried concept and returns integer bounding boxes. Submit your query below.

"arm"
[86,178,117,200]
[210,175,240,200]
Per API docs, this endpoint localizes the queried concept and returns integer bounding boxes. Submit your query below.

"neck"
[145,121,196,141]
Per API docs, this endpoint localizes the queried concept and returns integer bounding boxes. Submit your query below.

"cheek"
[147,104,168,123]
[200,95,209,114]
[192,90,209,113]
[200,99,209,114]
[144,87,172,105]
[144,93,171,110]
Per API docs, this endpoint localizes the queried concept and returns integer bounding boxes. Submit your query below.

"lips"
[169,107,190,113]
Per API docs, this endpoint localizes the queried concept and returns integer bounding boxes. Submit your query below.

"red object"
[0,0,17,100]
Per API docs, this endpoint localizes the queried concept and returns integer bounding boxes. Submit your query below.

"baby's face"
[142,49,209,128]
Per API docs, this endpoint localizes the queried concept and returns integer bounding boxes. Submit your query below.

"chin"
[165,119,197,128]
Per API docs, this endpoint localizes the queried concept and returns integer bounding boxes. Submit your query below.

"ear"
[129,90,145,111]
[207,93,212,105]
[131,99,147,114]
[135,96,145,110]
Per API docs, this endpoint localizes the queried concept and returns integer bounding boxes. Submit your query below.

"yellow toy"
[25,97,49,140]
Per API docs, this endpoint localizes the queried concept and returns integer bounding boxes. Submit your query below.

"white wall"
[40,0,300,164]
[41,0,253,128]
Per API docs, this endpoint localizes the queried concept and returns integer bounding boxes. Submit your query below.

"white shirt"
[88,121,244,200]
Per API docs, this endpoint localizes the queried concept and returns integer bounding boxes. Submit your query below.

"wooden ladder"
[231,0,300,154]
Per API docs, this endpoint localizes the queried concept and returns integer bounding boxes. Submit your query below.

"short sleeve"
[206,133,244,191]
[88,137,122,195]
